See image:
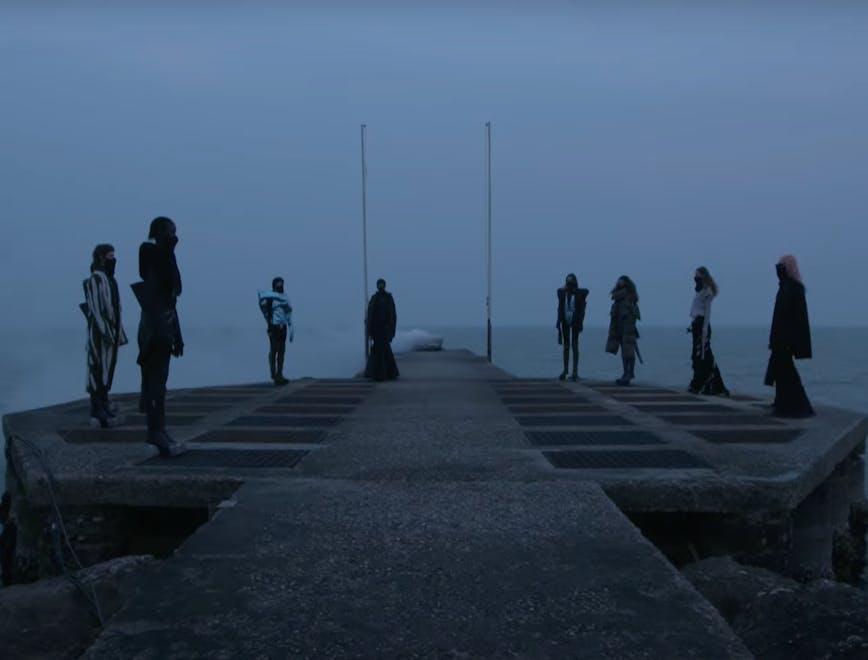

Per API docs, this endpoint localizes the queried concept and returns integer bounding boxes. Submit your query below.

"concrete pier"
[3,350,866,657]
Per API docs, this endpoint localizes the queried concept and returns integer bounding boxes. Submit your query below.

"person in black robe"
[556,273,589,381]
[764,255,814,418]
[365,278,399,381]
[133,216,187,456]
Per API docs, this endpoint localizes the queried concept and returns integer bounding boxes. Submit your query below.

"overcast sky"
[2,1,867,333]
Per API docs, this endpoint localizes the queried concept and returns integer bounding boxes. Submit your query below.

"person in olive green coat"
[605,275,641,386]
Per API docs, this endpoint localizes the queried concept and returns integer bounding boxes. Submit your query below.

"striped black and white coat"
[83,270,128,394]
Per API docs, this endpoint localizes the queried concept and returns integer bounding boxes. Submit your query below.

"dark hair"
[272,277,284,289]
[90,243,115,272]
[612,275,638,302]
[565,272,577,285]
[376,278,386,287]
[148,216,176,239]
[696,266,718,296]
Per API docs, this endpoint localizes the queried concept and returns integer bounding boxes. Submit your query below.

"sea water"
[1,325,867,495]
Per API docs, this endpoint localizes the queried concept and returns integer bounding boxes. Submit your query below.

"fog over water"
[2,1,868,338]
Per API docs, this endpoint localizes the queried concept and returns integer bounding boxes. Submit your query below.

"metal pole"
[361,124,370,361]
[485,121,492,363]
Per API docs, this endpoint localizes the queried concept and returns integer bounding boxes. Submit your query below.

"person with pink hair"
[764,255,814,417]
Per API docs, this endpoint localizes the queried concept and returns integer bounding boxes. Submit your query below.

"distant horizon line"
[3,322,868,333]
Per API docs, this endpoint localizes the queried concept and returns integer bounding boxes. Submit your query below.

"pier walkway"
[5,350,865,658]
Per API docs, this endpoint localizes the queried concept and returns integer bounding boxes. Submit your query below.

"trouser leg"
[268,331,277,380]
[561,325,570,377]
[571,329,579,376]
[144,349,171,432]
[89,391,103,419]
[690,321,705,391]
[276,328,287,378]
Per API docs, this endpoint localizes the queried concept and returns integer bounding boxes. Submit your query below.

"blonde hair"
[696,266,718,296]
[778,255,803,284]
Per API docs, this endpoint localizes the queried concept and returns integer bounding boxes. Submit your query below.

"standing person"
[82,244,128,428]
[765,255,814,417]
[365,278,399,381]
[132,217,186,457]
[556,273,589,381]
[606,276,641,386]
[258,277,294,386]
[688,267,729,396]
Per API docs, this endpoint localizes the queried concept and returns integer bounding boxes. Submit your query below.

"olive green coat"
[606,289,640,359]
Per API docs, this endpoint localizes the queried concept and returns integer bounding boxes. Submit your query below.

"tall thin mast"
[485,121,493,363]
[361,124,370,360]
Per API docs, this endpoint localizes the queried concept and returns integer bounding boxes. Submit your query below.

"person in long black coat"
[133,216,187,456]
[556,273,589,381]
[365,279,399,381]
[765,255,814,417]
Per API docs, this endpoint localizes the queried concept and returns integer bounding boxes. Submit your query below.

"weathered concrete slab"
[82,479,749,659]
[4,349,866,657]
[3,349,865,515]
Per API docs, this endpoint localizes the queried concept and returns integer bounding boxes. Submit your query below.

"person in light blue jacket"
[258,277,293,385]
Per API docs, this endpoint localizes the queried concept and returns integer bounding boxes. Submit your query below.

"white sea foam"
[392,329,444,354]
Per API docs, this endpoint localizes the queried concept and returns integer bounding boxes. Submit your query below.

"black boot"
[558,351,568,381]
[146,429,187,458]
[89,393,120,429]
[616,356,631,386]
[276,352,289,385]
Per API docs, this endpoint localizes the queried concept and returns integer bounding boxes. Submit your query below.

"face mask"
[694,277,703,292]
[104,258,117,277]
[157,233,178,249]
[776,263,786,281]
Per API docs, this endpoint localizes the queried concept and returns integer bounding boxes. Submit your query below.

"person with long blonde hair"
[764,255,814,417]
[688,266,729,395]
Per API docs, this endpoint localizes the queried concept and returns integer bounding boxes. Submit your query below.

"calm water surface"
[2,325,866,494]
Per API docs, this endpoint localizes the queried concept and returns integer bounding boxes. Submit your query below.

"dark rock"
[681,555,796,620]
[0,554,153,660]
[0,491,15,586]
[852,499,868,525]
[683,557,868,660]
[736,580,868,660]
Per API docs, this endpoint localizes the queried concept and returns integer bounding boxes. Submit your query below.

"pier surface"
[5,350,866,658]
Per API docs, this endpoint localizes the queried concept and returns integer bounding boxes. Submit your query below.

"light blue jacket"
[258,290,293,330]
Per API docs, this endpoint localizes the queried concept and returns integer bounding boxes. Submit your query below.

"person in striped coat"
[82,244,128,427]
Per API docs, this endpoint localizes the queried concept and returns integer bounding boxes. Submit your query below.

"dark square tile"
[255,405,354,415]
[543,449,710,469]
[659,415,784,427]
[192,429,326,444]
[632,404,737,414]
[140,448,308,468]
[526,431,664,446]
[226,415,340,428]
[516,415,633,427]
[691,429,804,444]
